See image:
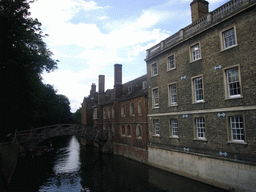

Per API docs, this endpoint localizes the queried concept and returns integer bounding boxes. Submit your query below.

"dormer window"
[142,81,147,89]
[128,85,133,93]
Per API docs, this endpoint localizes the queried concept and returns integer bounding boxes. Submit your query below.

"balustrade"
[146,0,254,59]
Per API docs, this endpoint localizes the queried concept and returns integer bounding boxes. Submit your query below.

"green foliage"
[1,0,72,139]
[72,108,82,125]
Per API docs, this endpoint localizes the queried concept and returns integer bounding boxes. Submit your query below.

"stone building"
[81,64,148,163]
[145,0,256,191]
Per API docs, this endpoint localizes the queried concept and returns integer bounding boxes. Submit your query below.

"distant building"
[81,64,148,163]
[145,0,256,191]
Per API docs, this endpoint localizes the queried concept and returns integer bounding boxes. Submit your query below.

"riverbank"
[0,143,19,191]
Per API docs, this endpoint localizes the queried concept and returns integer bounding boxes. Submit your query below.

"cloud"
[181,0,227,3]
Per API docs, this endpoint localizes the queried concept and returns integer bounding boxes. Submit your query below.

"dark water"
[8,136,227,192]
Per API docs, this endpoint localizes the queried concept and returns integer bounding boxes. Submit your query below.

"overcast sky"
[29,0,229,112]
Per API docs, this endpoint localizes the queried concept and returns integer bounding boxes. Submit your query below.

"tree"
[1,0,58,139]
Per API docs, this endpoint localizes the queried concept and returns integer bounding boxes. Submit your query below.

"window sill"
[169,104,178,107]
[227,141,247,145]
[190,58,202,64]
[192,100,205,104]
[153,134,160,137]
[193,138,207,142]
[169,136,179,139]
[151,74,158,78]
[127,135,131,138]
[221,44,238,52]
[137,136,142,140]
[152,107,159,109]
[225,95,243,100]
[167,67,176,72]
[121,135,126,137]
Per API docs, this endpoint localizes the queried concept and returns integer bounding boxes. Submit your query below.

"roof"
[100,74,147,105]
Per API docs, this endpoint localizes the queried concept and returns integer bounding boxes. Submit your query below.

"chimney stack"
[90,83,96,95]
[190,0,209,23]
[98,75,105,103]
[114,64,123,99]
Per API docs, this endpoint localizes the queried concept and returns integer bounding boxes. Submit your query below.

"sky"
[29,0,229,113]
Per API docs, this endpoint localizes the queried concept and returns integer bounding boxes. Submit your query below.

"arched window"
[121,125,126,136]
[93,108,98,119]
[127,125,131,136]
[103,108,106,119]
[136,124,142,138]
[130,102,135,116]
[108,108,111,119]
[138,101,142,115]
[112,107,114,118]
[121,104,126,117]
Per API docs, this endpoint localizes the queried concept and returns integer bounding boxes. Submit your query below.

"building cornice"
[147,105,256,117]
[145,0,256,62]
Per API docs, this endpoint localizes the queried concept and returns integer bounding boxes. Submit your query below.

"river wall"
[148,146,256,192]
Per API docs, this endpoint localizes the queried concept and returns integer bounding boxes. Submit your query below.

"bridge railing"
[15,124,108,147]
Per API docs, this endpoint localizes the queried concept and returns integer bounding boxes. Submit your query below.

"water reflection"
[39,136,82,192]
[9,135,227,192]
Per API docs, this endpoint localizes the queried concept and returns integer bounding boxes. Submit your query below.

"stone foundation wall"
[148,146,256,192]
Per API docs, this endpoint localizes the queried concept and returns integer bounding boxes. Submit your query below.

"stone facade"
[145,0,256,191]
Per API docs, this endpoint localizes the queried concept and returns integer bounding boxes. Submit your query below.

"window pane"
[194,77,203,101]
[196,118,205,139]
[230,116,244,141]
[171,119,178,136]
[169,84,177,105]
[154,119,159,135]
[227,68,240,97]
[191,44,200,61]
[152,63,157,75]
[223,28,236,48]
[168,55,175,69]
[153,89,159,107]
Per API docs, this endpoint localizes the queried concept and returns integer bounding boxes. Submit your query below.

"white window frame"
[130,102,135,116]
[127,125,131,137]
[121,104,126,117]
[142,81,147,89]
[153,119,160,136]
[138,101,142,116]
[195,117,206,140]
[190,43,201,62]
[167,54,175,71]
[136,124,142,138]
[223,65,242,99]
[103,108,106,119]
[170,119,178,138]
[108,108,111,119]
[230,116,245,142]
[112,107,114,119]
[93,108,98,119]
[221,26,238,51]
[152,88,159,108]
[151,63,158,77]
[191,75,204,103]
[168,83,177,106]
[121,125,126,136]
[128,85,133,93]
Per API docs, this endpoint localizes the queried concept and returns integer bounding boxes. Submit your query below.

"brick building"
[145,0,256,191]
[81,64,148,163]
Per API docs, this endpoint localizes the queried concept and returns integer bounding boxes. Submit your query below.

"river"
[8,136,227,192]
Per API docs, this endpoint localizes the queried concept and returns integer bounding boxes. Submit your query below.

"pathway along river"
[8,136,227,192]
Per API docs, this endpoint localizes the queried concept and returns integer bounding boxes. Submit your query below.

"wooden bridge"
[14,124,108,148]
